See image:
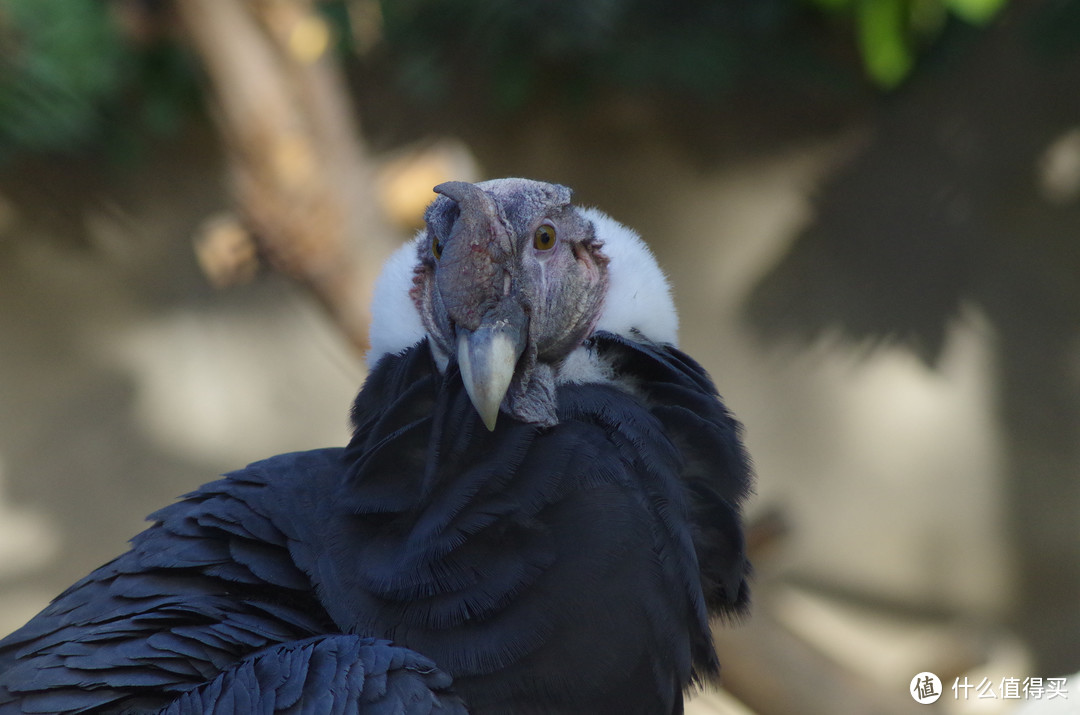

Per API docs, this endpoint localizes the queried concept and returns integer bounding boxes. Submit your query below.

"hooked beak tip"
[457,326,522,431]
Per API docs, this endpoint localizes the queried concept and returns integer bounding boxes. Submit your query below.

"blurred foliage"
[0,0,199,164]
[340,0,1014,111]
[807,0,1007,87]
[0,0,1024,165]
[353,0,823,109]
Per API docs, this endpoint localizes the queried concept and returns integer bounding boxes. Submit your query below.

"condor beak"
[435,180,528,430]
[456,311,527,431]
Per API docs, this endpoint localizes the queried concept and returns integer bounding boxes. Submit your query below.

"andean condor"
[0,179,752,714]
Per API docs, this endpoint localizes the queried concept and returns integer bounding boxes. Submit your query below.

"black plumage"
[0,179,751,714]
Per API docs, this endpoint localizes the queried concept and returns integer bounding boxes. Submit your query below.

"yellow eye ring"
[431,234,443,260]
[533,223,557,251]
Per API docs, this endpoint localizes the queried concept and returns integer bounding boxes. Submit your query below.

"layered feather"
[0,333,749,714]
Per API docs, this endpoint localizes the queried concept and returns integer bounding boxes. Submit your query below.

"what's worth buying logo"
[911,672,942,704]
[911,671,1070,705]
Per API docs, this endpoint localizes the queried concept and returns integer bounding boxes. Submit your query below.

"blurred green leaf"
[798,0,1010,88]
[0,0,199,165]
[856,0,913,88]
[945,0,1006,25]
[0,0,126,156]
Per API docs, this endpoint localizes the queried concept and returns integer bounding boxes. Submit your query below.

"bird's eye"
[533,223,557,251]
[432,235,443,260]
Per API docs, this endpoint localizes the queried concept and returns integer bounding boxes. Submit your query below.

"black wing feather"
[0,450,430,713]
[160,636,466,715]
[1,334,750,714]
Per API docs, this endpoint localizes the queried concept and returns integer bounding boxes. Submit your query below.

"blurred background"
[1,0,1079,712]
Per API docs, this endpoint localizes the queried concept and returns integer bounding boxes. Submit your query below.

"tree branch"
[175,0,394,354]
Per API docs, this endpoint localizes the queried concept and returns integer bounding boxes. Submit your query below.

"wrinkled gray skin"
[411,179,609,429]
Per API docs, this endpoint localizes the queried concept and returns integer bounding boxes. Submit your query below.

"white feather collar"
[366,207,679,369]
